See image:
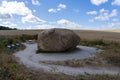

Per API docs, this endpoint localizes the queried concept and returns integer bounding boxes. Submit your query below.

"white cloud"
[57,19,82,29]
[102,22,120,29]
[0,1,32,16]
[87,11,97,15]
[92,8,118,21]
[95,14,109,21]
[112,0,120,6]
[29,24,55,29]
[99,8,108,13]
[22,14,46,24]
[112,18,119,22]
[27,19,84,30]
[91,0,108,6]
[94,8,109,21]
[33,9,36,13]
[58,4,66,9]
[109,22,120,28]
[88,9,118,22]
[0,13,12,19]
[32,0,40,6]
[48,4,66,13]
[0,21,17,28]
[57,19,70,24]
[0,1,45,24]
[109,9,117,17]
[48,8,56,13]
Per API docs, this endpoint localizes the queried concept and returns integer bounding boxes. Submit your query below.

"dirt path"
[14,43,120,76]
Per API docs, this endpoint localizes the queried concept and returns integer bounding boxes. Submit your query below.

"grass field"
[103,29,120,33]
[0,29,120,80]
[0,29,120,42]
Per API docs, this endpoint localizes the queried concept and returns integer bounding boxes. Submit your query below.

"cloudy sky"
[0,0,120,30]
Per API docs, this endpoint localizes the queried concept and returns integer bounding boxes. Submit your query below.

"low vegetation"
[0,54,30,80]
[40,56,108,68]
[80,39,120,67]
[0,37,25,54]
[0,36,120,80]
[19,34,37,42]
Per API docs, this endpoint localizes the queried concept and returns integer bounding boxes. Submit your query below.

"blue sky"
[0,0,120,30]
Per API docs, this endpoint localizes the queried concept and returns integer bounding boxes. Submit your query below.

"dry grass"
[103,29,120,33]
[40,57,108,68]
[0,50,117,80]
[0,30,42,36]
[0,29,120,42]
[0,30,120,80]
[80,39,120,67]
[74,30,120,42]
[0,53,120,80]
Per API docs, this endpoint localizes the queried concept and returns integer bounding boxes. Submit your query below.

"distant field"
[0,29,120,42]
[103,29,120,33]
[74,30,120,42]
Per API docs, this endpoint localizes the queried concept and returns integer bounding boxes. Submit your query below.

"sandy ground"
[14,43,120,76]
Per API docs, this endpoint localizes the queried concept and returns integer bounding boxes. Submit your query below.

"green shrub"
[80,39,108,47]
[20,34,37,42]
[0,37,24,54]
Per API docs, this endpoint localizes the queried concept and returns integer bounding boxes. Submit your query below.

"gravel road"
[14,43,120,76]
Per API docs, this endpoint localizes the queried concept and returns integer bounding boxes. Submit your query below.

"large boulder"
[37,28,80,52]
